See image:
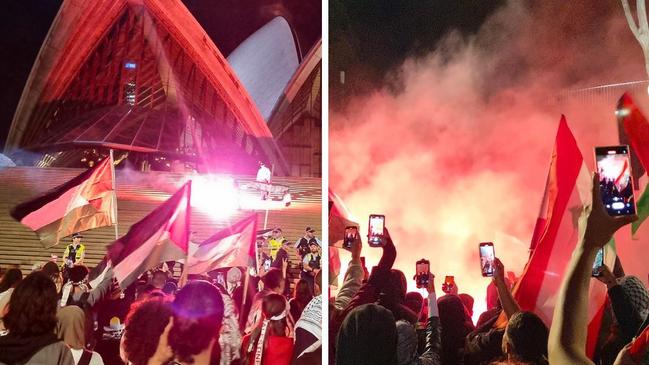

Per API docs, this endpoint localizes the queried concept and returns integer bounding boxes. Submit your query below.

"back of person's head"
[336,303,398,365]
[41,261,59,278]
[226,267,241,284]
[68,264,89,284]
[261,268,283,291]
[161,281,177,296]
[123,298,173,365]
[396,320,418,365]
[619,275,649,320]
[243,293,291,363]
[459,293,475,317]
[503,311,549,365]
[438,294,475,364]
[294,279,314,305]
[387,269,408,302]
[0,268,22,292]
[404,292,424,317]
[4,271,58,337]
[170,280,224,363]
[56,305,86,350]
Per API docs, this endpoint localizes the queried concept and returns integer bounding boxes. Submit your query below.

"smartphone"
[479,242,496,277]
[263,258,271,271]
[592,247,605,277]
[442,275,455,294]
[344,226,358,249]
[594,145,636,216]
[416,259,430,288]
[368,214,385,247]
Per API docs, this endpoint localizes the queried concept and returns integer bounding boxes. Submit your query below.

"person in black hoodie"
[0,271,74,365]
[336,303,398,365]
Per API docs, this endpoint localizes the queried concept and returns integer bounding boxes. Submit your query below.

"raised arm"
[420,273,442,365]
[548,173,636,365]
[493,258,520,319]
[334,233,364,312]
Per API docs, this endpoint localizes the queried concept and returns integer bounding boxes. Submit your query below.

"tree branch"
[622,0,642,41]
[638,0,649,36]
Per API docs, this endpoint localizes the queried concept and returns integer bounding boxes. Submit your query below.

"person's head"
[56,305,86,349]
[502,311,549,364]
[261,293,290,335]
[305,227,315,239]
[386,269,408,302]
[67,264,89,284]
[294,279,314,304]
[41,261,62,293]
[4,271,58,337]
[170,281,224,363]
[259,161,265,168]
[404,292,424,318]
[0,268,22,292]
[619,275,649,320]
[437,294,475,364]
[336,303,397,365]
[459,293,475,317]
[123,298,173,365]
[72,233,82,245]
[261,268,284,294]
[162,281,177,296]
[309,241,319,254]
[396,320,419,365]
[226,267,241,285]
[151,270,168,289]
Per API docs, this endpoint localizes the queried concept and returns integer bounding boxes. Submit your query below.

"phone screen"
[264,258,271,271]
[595,145,636,216]
[344,226,358,249]
[416,260,430,288]
[368,215,385,247]
[442,275,455,293]
[592,248,604,277]
[479,243,495,277]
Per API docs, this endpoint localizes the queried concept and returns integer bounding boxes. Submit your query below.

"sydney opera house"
[5,0,321,178]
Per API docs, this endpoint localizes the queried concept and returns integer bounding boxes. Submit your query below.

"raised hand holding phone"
[594,264,618,289]
[368,214,386,247]
[415,259,430,289]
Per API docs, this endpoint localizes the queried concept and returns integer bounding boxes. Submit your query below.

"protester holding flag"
[548,173,637,365]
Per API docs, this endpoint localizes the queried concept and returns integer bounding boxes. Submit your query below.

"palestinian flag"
[618,93,649,183]
[107,181,191,289]
[186,214,257,275]
[11,158,115,247]
[504,116,609,357]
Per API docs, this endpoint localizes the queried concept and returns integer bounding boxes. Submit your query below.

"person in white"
[256,161,272,200]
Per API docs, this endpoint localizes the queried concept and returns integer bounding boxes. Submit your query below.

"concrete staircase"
[0,167,321,288]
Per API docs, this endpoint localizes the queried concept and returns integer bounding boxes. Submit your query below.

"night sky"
[329,0,505,107]
[0,0,321,150]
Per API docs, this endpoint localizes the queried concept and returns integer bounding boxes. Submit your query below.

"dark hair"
[41,261,60,278]
[438,294,475,364]
[170,281,224,363]
[261,268,283,290]
[404,292,424,317]
[162,281,177,295]
[505,311,549,364]
[294,279,314,305]
[0,268,22,292]
[67,265,89,283]
[459,293,475,317]
[4,272,58,337]
[124,298,173,365]
[243,294,289,364]
[336,304,397,365]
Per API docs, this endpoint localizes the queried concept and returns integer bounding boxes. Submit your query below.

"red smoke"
[330,1,649,323]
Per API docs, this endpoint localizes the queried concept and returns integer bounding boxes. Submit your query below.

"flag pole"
[263,164,274,230]
[110,149,119,240]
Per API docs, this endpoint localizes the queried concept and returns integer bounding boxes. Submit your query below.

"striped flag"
[107,181,191,289]
[10,158,115,247]
[186,214,257,275]
[507,116,608,356]
[619,93,649,181]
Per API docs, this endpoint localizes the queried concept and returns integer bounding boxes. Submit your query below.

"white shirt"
[70,349,104,365]
[256,166,271,183]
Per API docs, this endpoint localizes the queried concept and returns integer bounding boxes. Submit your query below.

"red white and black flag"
[186,213,258,275]
[10,158,115,247]
[107,181,191,289]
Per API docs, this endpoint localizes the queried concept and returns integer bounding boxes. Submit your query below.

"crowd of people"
[329,174,649,365]
[0,226,322,365]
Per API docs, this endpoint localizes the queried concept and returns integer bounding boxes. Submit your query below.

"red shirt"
[241,334,294,365]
